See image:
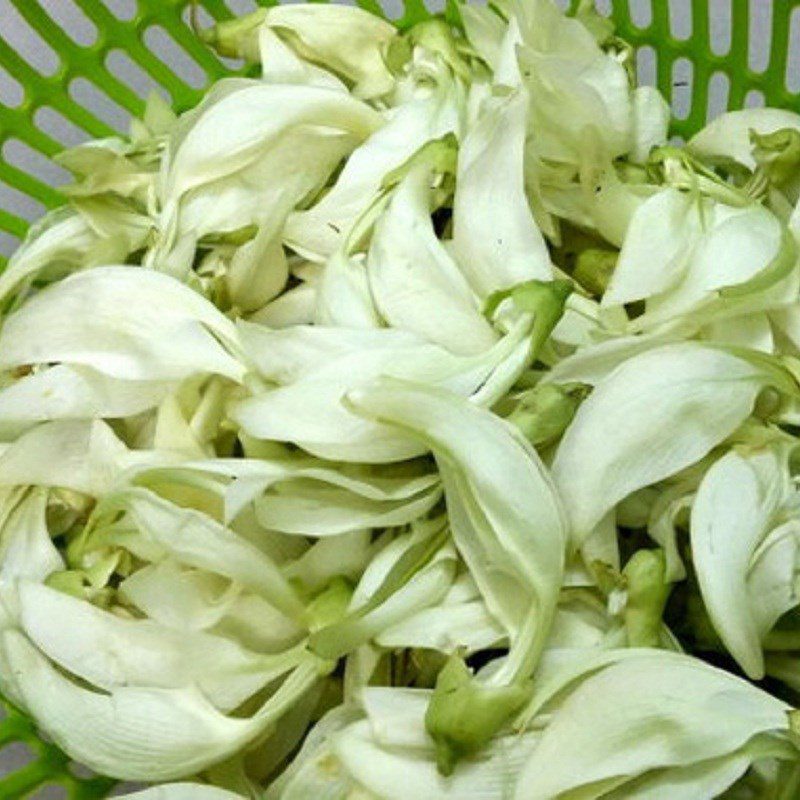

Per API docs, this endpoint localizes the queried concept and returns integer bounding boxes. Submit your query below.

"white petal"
[105,488,305,621]
[515,653,789,800]
[690,450,776,678]
[285,81,463,261]
[0,365,171,434]
[0,489,63,582]
[0,420,127,496]
[116,785,243,800]
[18,581,299,712]
[165,82,381,201]
[630,86,670,163]
[349,380,566,681]
[262,5,396,99]
[334,718,538,800]
[233,319,534,463]
[553,344,771,539]
[368,165,496,354]
[316,250,381,328]
[603,189,698,307]
[689,108,800,170]
[3,629,318,780]
[452,89,552,298]
[0,267,245,382]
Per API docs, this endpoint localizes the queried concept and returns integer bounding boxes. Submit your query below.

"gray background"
[0,0,786,794]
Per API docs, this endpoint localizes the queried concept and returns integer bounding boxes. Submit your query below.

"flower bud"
[425,654,530,776]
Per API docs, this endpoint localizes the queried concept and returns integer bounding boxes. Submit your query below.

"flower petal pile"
[3,1,800,797]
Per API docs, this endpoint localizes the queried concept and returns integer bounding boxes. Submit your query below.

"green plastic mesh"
[0,0,798,795]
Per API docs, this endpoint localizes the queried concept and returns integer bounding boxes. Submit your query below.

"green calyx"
[649,146,753,209]
[380,133,459,193]
[750,127,800,188]
[386,19,471,81]
[570,0,616,45]
[622,549,671,648]
[788,709,800,744]
[44,569,114,607]
[196,7,268,61]
[304,577,354,633]
[573,247,618,295]
[484,278,573,354]
[508,383,585,447]
[309,523,449,659]
[424,654,531,776]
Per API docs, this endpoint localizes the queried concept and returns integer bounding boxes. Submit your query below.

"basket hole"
[744,88,765,108]
[0,179,47,224]
[109,785,148,797]
[30,785,68,799]
[225,0,260,13]
[3,140,70,190]
[709,0,732,56]
[0,0,61,77]
[68,78,131,133]
[594,0,613,16]
[0,740,38,769]
[787,7,800,93]
[628,0,653,29]
[105,0,138,21]
[420,0,446,14]
[747,0,772,73]
[106,49,170,103]
[382,0,444,20]
[67,760,95,780]
[0,66,24,108]
[636,44,657,88]
[421,0,446,13]
[183,4,217,41]
[706,71,730,122]
[143,25,208,90]
[668,0,692,41]
[671,58,693,121]
[44,0,98,47]
[33,107,91,149]
[552,0,569,9]
[0,229,20,259]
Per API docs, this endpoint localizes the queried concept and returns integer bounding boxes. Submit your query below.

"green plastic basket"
[0,0,799,796]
